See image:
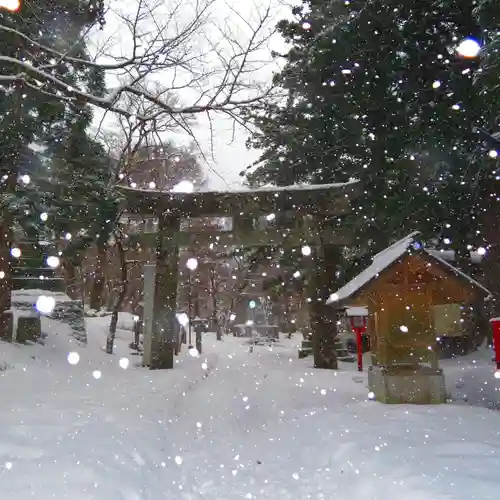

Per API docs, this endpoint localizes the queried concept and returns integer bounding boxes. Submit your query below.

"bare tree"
[207,262,224,340]
[56,90,197,351]
[226,248,254,321]
[86,91,167,313]
[98,94,208,353]
[0,0,277,138]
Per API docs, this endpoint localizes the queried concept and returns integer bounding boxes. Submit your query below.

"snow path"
[0,319,499,499]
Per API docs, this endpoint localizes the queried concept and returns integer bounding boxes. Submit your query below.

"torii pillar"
[150,213,180,370]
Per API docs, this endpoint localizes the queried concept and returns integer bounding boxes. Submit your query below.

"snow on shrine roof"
[426,248,483,264]
[327,232,491,305]
[327,232,419,304]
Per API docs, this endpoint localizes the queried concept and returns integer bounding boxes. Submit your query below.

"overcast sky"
[90,0,297,190]
[188,0,293,190]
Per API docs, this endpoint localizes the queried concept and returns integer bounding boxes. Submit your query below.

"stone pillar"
[142,263,156,367]
[150,214,180,370]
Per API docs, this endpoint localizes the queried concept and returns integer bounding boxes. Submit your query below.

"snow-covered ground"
[0,315,500,500]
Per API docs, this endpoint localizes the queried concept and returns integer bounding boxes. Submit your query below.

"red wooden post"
[350,316,367,372]
[490,318,500,370]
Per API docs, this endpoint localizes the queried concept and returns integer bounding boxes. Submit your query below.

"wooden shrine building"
[327,232,491,404]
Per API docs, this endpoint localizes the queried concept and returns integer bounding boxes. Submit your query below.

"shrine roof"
[327,232,491,305]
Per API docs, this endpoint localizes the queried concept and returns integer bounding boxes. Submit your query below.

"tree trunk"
[105,238,128,354]
[283,291,292,338]
[209,281,220,340]
[193,286,200,317]
[0,82,22,338]
[0,159,18,338]
[213,294,221,340]
[90,240,107,311]
[310,301,338,369]
[63,260,81,300]
[309,227,342,370]
[208,266,222,340]
[106,310,119,354]
[0,222,12,339]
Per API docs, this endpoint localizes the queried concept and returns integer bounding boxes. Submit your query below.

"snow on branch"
[0,0,277,123]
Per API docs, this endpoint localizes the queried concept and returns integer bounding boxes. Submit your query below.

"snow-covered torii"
[119,181,360,370]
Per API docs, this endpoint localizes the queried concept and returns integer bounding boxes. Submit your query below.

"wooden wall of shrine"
[346,253,486,368]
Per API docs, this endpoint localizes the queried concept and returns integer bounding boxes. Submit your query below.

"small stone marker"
[17,313,41,343]
[0,311,14,341]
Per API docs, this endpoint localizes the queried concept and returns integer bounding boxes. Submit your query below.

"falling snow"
[118,357,130,370]
[0,1,498,499]
[35,295,56,314]
[66,351,80,365]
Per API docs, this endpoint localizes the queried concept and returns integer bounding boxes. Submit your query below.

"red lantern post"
[489,318,500,370]
[350,315,367,372]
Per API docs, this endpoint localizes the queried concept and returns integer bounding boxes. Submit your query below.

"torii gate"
[121,181,359,370]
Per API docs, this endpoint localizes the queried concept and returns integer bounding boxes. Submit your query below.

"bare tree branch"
[97,93,211,195]
[0,0,278,127]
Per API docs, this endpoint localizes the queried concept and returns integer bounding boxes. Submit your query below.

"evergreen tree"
[475,0,500,126]
[46,112,112,240]
[0,0,105,205]
[243,0,488,367]
[472,0,500,317]
[46,112,117,312]
[247,0,485,258]
[0,0,106,334]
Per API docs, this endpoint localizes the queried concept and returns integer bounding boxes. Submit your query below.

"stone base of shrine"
[368,365,446,405]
